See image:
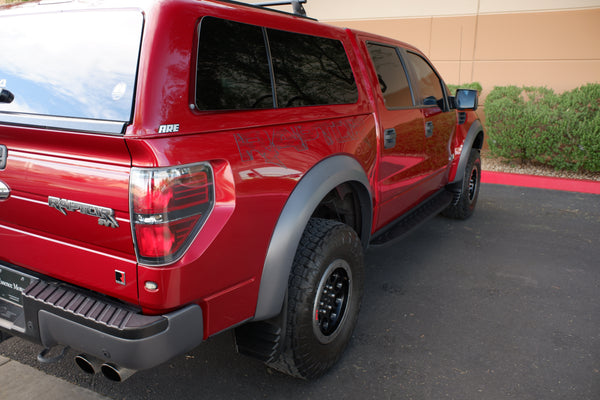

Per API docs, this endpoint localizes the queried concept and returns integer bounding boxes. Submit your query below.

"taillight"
[130,162,214,265]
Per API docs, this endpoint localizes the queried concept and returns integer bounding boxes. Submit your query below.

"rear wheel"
[267,218,364,379]
[442,149,481,219]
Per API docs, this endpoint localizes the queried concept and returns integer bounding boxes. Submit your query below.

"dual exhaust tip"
[74,354,136,382]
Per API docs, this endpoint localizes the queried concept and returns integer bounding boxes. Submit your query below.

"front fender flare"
[253,155,372,321]
[450,119,484,184]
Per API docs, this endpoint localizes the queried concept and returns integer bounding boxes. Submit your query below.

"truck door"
[363,42,437,228]
[404,51,456,185]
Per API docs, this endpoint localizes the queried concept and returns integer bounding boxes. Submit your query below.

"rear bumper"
[1,275,203,370]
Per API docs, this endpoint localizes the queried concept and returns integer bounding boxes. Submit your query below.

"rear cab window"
[0,10,144,134]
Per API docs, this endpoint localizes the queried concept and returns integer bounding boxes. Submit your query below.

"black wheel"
[442,149,481,219]
[266,218,364,379]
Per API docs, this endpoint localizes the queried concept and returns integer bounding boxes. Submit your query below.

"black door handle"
[384,128,396,149]
[425,121,434,138]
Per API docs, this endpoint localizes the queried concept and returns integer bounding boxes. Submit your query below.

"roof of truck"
[0,0,308,17]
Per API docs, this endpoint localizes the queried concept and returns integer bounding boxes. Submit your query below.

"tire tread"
[266,218,363,379]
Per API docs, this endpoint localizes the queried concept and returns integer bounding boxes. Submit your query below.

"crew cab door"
[403,51,456,182]
[362,41,437,228]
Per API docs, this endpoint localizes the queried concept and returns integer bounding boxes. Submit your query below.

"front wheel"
[442,149,481,219]
[266,218,364,379]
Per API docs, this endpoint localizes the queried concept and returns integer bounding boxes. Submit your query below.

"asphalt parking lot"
[1,183,599,400]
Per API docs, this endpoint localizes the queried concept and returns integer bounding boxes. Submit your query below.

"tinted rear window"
[0,10,143,129]
[268,28,358,107]
[195,18,273,111]
[195,17,357,111]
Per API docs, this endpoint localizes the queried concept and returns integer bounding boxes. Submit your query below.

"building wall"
[248,0,600,94]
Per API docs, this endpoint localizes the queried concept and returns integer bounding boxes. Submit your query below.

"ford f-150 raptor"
[0,0,484,381]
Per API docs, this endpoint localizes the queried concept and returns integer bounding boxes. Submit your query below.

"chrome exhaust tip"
[74,354,101,375]
[101,363,136,382]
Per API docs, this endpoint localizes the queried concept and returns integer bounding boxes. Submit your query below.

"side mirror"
[454,89,478,111]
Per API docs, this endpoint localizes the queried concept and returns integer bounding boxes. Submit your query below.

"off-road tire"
[442,149,481,219]
[266,218,364,379]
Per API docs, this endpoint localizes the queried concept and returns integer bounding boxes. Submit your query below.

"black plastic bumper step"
[24,280,167,339]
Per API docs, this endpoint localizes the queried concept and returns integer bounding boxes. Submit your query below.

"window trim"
[262,27,279,109]
[0,113,127,135]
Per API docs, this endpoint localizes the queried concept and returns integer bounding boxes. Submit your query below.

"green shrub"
[447,82,483,94]
[485,83,600,173]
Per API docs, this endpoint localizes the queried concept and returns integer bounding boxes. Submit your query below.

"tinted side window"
[406,52,444,107]
[366,43,413,109]
[196,17,273,111]
[267,29,358,107]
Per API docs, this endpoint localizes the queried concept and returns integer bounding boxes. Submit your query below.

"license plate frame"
[0,265,36,308]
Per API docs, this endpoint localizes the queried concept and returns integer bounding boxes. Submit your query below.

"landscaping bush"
[485,83,600,172]
[447,82,483,94]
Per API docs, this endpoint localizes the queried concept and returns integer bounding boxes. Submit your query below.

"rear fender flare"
[253,155,372,321]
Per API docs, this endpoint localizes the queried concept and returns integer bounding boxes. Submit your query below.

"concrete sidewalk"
[0,355,110,400]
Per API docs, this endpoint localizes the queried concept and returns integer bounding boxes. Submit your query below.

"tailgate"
[0,127,137,304]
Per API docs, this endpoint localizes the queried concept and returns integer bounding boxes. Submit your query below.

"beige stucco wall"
[246,1,600,94]
[329,8,600,93]
[299,0,600,19]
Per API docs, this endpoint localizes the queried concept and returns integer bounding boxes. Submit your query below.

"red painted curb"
[481,171,600,195]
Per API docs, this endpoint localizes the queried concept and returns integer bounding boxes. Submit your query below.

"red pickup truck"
[0,0,483,381]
